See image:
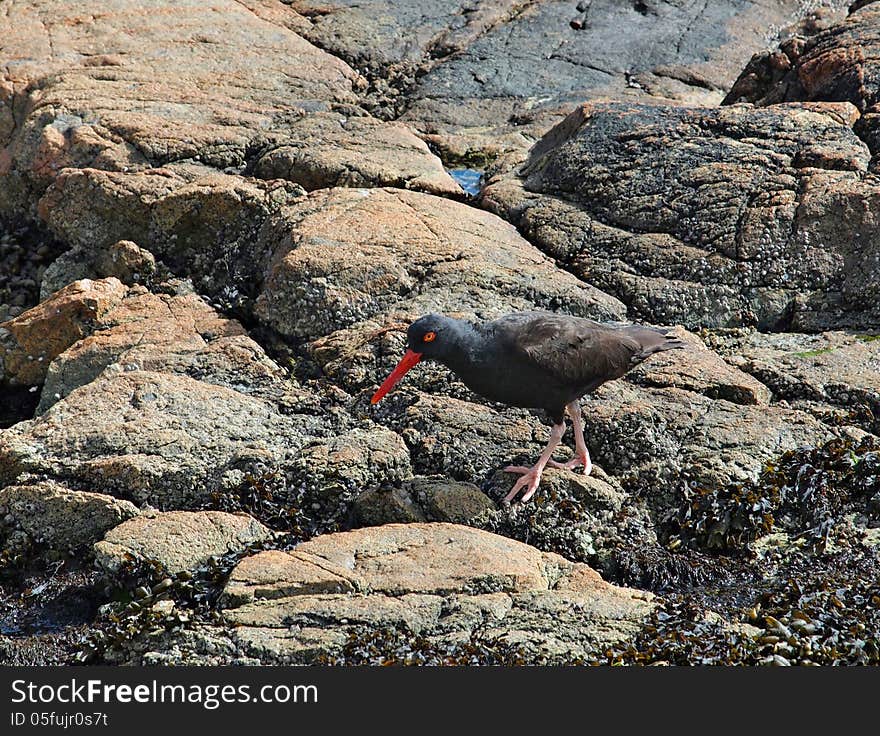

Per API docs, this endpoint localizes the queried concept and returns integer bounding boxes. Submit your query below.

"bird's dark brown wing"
[489,312,680,392]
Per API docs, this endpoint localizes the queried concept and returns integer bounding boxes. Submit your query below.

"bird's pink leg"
[503,420,566,504]
[547,401,592,475]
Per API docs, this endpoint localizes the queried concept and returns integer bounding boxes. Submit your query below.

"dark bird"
[371,311,687,504]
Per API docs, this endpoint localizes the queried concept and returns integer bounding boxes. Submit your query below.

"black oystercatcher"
[371,312,686,503]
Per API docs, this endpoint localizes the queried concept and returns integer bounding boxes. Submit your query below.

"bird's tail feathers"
[629,329,689,363]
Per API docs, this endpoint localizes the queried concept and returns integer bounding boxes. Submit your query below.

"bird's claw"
[503,466,543,504]
[547,453,592,476]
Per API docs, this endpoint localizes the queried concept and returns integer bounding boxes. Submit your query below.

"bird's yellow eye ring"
[423,331,436,343]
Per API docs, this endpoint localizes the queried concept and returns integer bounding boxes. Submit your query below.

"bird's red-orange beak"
[370,349,422,404]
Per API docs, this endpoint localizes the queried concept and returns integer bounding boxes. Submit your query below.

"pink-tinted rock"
[0,278,127,386]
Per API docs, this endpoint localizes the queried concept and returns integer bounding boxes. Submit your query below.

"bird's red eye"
[423,331,436,343]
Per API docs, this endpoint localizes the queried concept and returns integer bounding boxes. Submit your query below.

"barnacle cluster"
[316,625,549,666]
[481,480,599,564]
[604,544,736,592]
[668,437,880,552]
[602,598,749,665]
[603,545,880,666]
[209,466,341,539]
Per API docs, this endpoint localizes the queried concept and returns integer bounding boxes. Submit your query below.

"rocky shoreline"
[1,0,879,665]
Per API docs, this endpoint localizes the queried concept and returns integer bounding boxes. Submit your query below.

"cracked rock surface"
[483,100,880,331]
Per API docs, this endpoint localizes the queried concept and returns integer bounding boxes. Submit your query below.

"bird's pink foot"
[502,465,544,504]
[547,452,592,476]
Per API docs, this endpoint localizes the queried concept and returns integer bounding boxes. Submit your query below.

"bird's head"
[370,314,464,404]
[405,313,456,359]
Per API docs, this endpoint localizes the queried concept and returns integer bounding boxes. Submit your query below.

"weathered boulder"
[293,427,413,524]
[625,327,771,406]
[725,2,880,170]
[484,100,880,331]
[582,382,834,495]
[409,477,496,524]
[0,363,413,514]
[94,510,273,574]
[0,278,127,386]
[0,0,359,213]
[353,486,428,526]
[481,466,654,568]
[0,275,287,409]
[37,282,285,410]
[252,113,460,195]
[0,480,138,552]
[0,371,329,508]
[212,523,655,663]
[40,240,159,298]
[37,167,305,314]
[375,391,542,483]
[725,2,880,112]
[256,186,624,343]
[287,0,522,78]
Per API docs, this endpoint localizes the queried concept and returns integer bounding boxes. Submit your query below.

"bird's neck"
[435,320,489,375]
